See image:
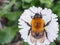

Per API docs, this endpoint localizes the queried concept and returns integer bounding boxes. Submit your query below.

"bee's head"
[31,30,44,39]
[31,13,42,19]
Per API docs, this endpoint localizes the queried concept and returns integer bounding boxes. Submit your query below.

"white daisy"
[18,6,59,45]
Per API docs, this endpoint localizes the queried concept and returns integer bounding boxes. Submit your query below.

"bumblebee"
[21,9,51,43]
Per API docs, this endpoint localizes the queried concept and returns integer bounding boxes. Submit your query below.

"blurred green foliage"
[0,0,60,45]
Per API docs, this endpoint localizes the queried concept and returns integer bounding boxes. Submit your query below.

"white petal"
[37,7,42,14]
[19,28,30,42]
[41,8,48,15]
[29,6,38,13]
[18,19,30,28]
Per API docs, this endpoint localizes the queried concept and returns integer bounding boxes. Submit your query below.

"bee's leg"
[21,19,31,27]
[28,28,31,36]
[44,29,50,42]
[44,17,52,27]
[44,20,51,27]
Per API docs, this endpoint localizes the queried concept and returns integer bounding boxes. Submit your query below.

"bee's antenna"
[29,9,35,14]
[39,12,43,18]
[40,12,42,15]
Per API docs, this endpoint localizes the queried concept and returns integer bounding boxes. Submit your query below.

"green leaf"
[2,3,13,12]
[30,0,41,7]
[11,0,16,2]
[0,27,18,44]
[0,0,16,15]
[15,2,22,9]
[0,10,3,17]
[50,42,56,45]
[5,11,21,21]
[22,1,31,9]
[39,0,54,7]
[22,41,29,45]
[22,0,32,3]
[52,3,60,17]
[52,3,60,23]
[56,24,60,42]
[57,33,60,42]
[40,0,54,3]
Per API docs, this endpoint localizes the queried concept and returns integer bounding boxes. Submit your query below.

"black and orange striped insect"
[21,9,51,43]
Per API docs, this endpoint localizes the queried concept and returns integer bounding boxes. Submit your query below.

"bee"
[21,9,51,43]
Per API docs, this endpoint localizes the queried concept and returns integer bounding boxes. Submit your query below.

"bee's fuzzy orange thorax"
[31,18,44,32]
